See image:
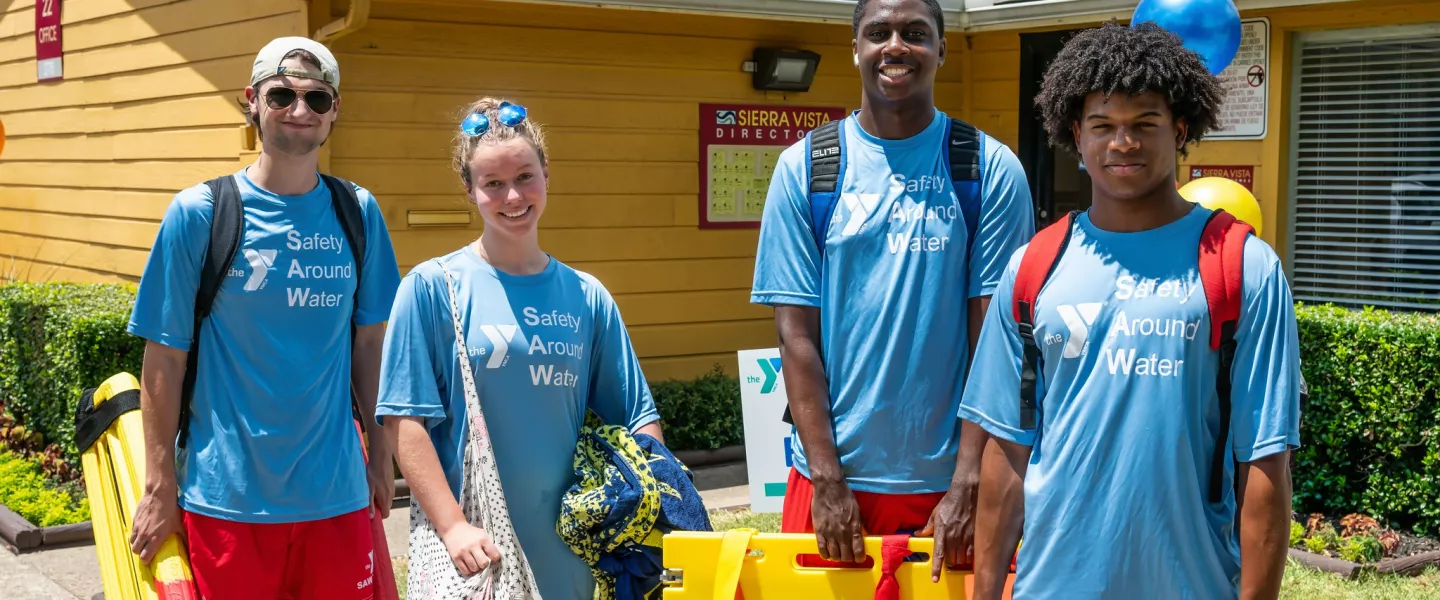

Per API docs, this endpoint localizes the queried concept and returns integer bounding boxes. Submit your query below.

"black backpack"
[777,117,987,425]
[176,173,368,449]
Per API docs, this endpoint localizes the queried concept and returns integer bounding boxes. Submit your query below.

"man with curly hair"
[958,21,1301,600]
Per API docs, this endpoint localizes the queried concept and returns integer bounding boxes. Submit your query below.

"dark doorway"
[1019,29,1091,229]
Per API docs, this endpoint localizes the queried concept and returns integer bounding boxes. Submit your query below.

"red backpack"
[1009,208,1253,504]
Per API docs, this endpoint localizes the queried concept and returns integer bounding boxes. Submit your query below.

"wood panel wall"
[331,0,969,380]
[0,0,305,283]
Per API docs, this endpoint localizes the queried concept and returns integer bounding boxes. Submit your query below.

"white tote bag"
[405,262,543,600]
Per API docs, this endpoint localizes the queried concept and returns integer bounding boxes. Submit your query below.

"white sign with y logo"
[738,348,794,514]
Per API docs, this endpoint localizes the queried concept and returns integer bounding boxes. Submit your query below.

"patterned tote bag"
[405,261,544,600]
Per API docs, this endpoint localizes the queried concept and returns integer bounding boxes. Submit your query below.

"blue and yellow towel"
[558,416,712,600]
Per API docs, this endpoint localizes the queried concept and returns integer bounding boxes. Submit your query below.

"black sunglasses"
[264,86,336,115]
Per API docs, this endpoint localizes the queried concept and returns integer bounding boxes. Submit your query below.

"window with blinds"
[1288,26,1440,312]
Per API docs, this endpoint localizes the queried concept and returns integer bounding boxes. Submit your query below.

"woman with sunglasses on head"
[376,97,665,599]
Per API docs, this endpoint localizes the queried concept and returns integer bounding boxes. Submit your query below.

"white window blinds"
[1289,26,1440,312]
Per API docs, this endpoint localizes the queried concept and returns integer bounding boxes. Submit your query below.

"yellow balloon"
[1179,176,1262,236]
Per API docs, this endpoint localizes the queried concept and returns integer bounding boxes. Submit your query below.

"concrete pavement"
[4,462,751,600]
[0,542,83,600]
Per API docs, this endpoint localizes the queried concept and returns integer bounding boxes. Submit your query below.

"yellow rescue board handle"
[713,529,755,599]
[663,531,1015,600]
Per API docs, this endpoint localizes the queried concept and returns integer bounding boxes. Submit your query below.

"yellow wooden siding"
[0,0,306,283]
[332,0,970,380]
[966,31,1021,153]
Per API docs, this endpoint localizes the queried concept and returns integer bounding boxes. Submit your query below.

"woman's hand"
[441,522,502,577]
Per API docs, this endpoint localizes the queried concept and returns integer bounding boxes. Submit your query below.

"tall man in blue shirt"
[125,37,402,599]
[751,0,1035,578]
[962,22,1300,600]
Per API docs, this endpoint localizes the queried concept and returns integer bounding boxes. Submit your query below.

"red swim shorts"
[780,467,951,569]
[183,507,377,600]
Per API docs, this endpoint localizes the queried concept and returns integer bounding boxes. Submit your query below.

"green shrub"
[1294,304,1440,535]
[1305,535,1329,555]
[0,448,89,526]
[0,283,143,467]
[652,365,743,451]
[1290,521,1305,548]
[1339,535,1384,564]
[1,280,1437,539]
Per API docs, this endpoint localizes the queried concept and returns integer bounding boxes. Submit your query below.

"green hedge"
[652,365,743,451]
[0,448,90,526]
[0,283,144,465]
[4,281,1440,535]
[1294,304,1440,535]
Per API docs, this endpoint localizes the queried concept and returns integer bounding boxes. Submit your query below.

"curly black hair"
[1036,21,1224,157]
[853,0,944,36]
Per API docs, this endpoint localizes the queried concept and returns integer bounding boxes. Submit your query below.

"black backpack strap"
[1011,211,1080,431]
[320,174,367,293]
[806,120,845,255]
[945,117,984,264]
[778,121,846,427]
[319,174,370,431]
[1211,321,1238,503]
[179,175,245,449]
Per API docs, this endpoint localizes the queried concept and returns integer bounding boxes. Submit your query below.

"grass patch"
[394,556,408,600]
[710,508,782,533]
[1281,560,1440,600]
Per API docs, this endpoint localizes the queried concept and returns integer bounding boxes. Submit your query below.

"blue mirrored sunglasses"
[460,101,528,137]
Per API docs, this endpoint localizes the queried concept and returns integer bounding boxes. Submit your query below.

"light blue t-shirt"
[127,168,401,523]
[749,111,1035,494]
[376,246,661,600]
[959,205,1302,600]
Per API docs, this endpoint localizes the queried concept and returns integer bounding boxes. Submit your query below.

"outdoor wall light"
[749,47,821,92]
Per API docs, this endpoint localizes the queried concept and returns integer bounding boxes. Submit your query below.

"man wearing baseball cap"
[126,36,401,599]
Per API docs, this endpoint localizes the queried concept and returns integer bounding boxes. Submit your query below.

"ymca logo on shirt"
[1051,303,1102,359]
[476,324,518,369]
[227,249,280,291]
[243,249,278,291]
[836,193,881,236]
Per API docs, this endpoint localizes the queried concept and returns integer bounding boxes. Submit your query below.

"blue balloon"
[1132,0,1242,75]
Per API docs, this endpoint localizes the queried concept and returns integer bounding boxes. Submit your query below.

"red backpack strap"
[1197,208,1253,504]
[1010,211,1079,430]
[1199,209,1251,351]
